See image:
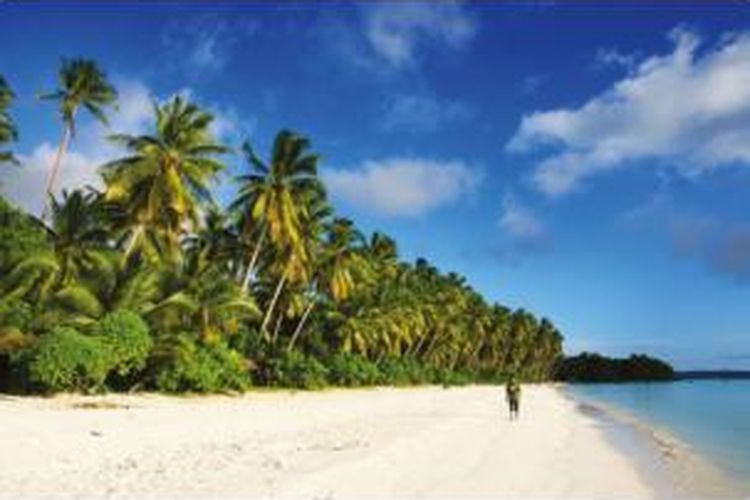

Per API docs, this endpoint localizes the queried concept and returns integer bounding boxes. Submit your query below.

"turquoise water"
[568,380,750,492]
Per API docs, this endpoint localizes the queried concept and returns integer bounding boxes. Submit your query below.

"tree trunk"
[286,301,315,353]
[260,269,287,340]
[241,224,267,295]
[271,310,284,346]
[423,331,440,358]
[41,126,71,221]
[375,351,386,365]
[406,331,427,358]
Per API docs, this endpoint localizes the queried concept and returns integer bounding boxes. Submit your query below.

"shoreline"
[0,385,676,497]
[560,385,740,497]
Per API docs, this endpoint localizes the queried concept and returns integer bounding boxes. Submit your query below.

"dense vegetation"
[555,352,675,382]
[0,60,564,394]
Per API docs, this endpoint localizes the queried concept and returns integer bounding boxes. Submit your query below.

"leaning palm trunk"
[406,332,427,357]
[260,268,288,340]
[286,300,315,352]
[240,224,267,294]
[42,126,71,221]
[271,312,284,345]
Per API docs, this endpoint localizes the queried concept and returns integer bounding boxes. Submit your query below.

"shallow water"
[568,380,750,494]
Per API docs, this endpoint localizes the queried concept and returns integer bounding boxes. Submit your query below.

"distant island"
[556,352,675,382]
[676,370,750,380]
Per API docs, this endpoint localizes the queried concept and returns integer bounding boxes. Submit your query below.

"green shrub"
[378,357,431,386]
[328,353,380,386]
[0,299,33,333]
[433,367,472,386]
[22,327,110,393]
[153,336,250,393]
[267,350,329,390]
[94,310,152,377]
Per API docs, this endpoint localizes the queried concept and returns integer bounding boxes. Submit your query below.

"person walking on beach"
[505,377,521,420]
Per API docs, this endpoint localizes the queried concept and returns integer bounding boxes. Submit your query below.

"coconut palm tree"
[40,59,117,216]
[102,95,228,261]
[0,189,113,323]
[232,130,321,294]
[286,217,368,352]
[150,243,260,344]
[0,76,18,165]
[44,189,112,285]
[232,130,322,341]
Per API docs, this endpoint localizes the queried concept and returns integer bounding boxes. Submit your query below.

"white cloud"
[161,16,258,74]
[364,2,477,68]
[508,28,750,196]
[499,194,547,242]
[323,157,481,217]
[594,48,637,70]
[2,143,106,216]
[382,93,473,132]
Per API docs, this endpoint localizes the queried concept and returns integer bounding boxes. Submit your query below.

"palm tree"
[232,130,322,341]
[232,130,321,295]
[0,189,113,324]
[0,76,18,165]
[150,244,260,343]
[45,189,112,285]
[40,59,117,216]
[102,95,228,261]
[286,217,367,352]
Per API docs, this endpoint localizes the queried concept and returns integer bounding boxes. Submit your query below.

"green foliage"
[265,350,329,390]
[327,353,380,387]
[0,75,18,164]
[0,60,571,394]
[94,310,152,377]
[0,299,34,334]
[432,368,473,387]
[21,327,110,393]
[152,335,250,393]
[378,357,432,386]
[0,196,49,276]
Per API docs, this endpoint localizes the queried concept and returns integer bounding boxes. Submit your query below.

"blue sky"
[2,2,750,369]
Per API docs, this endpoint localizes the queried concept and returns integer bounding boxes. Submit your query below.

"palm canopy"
[0,76,18,164]
[40,58,117,135]
[45,189,111,285]
[102,95,229,260]
[322,217,368,303]
[232,130,323,280]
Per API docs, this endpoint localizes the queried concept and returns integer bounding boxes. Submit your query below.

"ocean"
[567,380,750,494]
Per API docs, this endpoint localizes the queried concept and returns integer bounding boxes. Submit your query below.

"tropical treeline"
[0,59,564,394]
[555,353,674,383]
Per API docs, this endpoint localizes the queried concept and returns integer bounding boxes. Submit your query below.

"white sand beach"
[0,385,708,498]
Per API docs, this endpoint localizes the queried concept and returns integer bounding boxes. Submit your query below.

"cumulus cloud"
[508,28,750,196]
[381,93,473,132]
[364,2,477,68]
[323,157,481,217]
[2,144,106,216]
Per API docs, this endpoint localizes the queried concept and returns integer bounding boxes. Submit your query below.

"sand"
[0,385,671,498]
